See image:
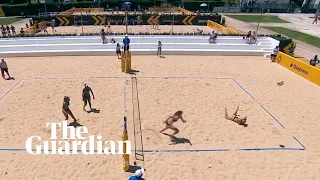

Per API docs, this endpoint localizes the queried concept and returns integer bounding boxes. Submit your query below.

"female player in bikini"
[62,96,78,122]
[224,106,247,125]
[159,110,186,135]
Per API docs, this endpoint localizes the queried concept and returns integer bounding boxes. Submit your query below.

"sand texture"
[1,55,320,179]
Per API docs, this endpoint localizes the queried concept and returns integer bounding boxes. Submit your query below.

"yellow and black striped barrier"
[32,14,222,26]
[92,15,104,25]
[57,16,70,26]
[182,16,196,25]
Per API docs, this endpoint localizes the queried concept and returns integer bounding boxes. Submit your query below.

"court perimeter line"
[0,147,305,152]
[0,79,22,101]
[237,148,305,151]
[260,105,286,129]
[232,79,286,129]
[21,77,123,80]
[231,79,309,148]
[20,76,232,81]
[293,136,307,150]
[232,79,255,100]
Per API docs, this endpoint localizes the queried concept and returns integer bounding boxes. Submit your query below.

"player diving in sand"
[62,96,78,122]
[159,110,186,135]
[224,106,247,125]
[82,84,95,111]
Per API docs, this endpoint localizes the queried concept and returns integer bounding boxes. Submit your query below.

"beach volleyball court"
[1,55,320,179]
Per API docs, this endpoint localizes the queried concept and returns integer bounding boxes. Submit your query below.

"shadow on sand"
[68,121,83,128]
[86,108,100,113]
[162,133,192,146]
[4,77,15,80]
[128,165,145,173]
[128,69,140,75]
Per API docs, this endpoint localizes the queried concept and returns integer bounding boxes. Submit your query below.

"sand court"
[128,77,300,151]
[1,55,320,179]
[0,78,126,148]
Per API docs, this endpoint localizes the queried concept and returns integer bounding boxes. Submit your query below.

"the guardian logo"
[25,121,131,155]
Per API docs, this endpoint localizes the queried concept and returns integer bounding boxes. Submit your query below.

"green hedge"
[271,35,293,53]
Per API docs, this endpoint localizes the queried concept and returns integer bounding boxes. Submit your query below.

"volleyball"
[277,81,284,86]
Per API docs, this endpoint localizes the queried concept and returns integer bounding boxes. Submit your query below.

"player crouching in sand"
[224,106,247,126]
[159,110,186,135]
[62,96,78,122]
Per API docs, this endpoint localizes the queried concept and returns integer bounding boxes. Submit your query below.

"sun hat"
[135,168,145,177]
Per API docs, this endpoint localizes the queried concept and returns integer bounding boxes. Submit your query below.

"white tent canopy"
[200,3,208,7]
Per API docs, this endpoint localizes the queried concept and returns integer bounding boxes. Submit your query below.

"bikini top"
[172,116,179,122]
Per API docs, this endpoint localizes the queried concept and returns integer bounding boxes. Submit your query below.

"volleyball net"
[131,77,145,164]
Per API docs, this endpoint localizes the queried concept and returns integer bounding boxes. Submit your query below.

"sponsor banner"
[276,52,320,86]
[33,14,221,26]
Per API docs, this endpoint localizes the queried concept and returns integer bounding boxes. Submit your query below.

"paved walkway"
[9,18,31,31]
[222,14,320,61]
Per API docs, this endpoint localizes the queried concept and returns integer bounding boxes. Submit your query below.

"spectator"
[26,23,29,29]
[100,28,106,44]
[116,43,121,59]
[10,25,16,35]
[6,25,10,35]
[209,30,217,44]
[1,25,6,37]
[41,21,48,34]
[116,6,119,14]
[106,18,111,33]
[150,19,154,29]
[270,46,280,62]
[74,15,78,26]
[20,28,24,35]
[157,41,162,57]
[0,58,11,80]
[196,28,203,34]
[244,31,251,43]
[155,19,159,30]
[123,35,130,52]
[50,19,56,33]
[129,168,145,180]
[136,15,142,26]
[29,19,33,27]
[123,16,128,26]
[249,31,257,44]
[312,14,318,24]
[35,20,39,32]
[310,55,319,66]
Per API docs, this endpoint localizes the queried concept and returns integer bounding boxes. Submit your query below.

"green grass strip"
[0,18,24,25]
[263,26,320,48]
[227,15,289,23]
